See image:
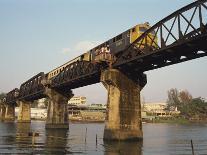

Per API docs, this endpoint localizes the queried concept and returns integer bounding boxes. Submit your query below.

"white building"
[68,96,87,106]
[142,102,167,112]
[142,102,180,117]
[15,107,47,120]
[38,98,47,108]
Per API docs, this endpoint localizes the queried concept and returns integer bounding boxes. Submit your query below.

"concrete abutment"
[0,105,6,121]
[4,104,15,122]
[44,88,73,129]
[101,69,147,141]
[17,100,31,123]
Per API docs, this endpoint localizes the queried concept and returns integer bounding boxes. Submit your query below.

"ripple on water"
[0,121,207,154]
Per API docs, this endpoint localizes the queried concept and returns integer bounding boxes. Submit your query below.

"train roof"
[47,56,80,75]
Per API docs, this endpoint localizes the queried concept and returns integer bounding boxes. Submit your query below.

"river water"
[0,121,206,155]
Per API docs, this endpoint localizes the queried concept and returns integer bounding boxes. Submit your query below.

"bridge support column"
[101,69,147,141]
[4,104,15,122]
[44,88,73,129]
[0,105,6,121]
[17,101,31,123]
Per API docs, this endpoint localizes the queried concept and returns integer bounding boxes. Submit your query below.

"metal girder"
[114,0,207,69]
[5,88,19,104]
[5,0,207,104]
[18,72,45,101]
[51,61,102,90]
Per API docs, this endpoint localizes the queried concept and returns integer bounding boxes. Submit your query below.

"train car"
[46,52,91,80]
[46,22,157,80]
[89,22,158,63]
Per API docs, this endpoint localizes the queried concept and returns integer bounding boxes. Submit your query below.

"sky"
[0,0,206,104]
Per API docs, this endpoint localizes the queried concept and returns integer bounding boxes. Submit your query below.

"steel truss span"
[4,0,207,103]
[114,0,207,72]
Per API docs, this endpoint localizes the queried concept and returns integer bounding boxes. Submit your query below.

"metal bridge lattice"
[4,0,207,103]
[114,0,207,72]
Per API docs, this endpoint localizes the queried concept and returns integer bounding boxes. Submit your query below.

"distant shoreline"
[152,118,207,124]
[27,118,207,125]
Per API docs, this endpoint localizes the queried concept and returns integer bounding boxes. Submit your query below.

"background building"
[68,96,87,106]
[142,102,167,112]
[142,102,180,117]
[37,98,47,108]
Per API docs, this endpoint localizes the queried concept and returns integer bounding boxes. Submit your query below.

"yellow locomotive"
[47,22,157,79]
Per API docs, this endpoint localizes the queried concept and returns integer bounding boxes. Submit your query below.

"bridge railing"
[51,61,101,90]
[115,0,207,66]
[5,88,19,104]
[18,72,45,101]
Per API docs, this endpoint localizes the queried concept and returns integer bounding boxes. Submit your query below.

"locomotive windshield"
[139,27,148,33]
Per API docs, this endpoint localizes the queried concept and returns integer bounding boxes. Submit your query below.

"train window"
[116,34,122,41]
[139,27,147,33]
[132,28,136,32]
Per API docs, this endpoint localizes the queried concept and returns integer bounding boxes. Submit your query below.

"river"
[0,121,206,155]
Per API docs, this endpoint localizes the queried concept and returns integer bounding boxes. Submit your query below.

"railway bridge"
[1,0,207,141]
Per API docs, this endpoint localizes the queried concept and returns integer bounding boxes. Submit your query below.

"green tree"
[31,100,39,108]
[167,88,207,119]
[44,98,50,107]
[180,97,207,119]
[0,93,6,103]
[167,88,180,110]
[179,90,192,105]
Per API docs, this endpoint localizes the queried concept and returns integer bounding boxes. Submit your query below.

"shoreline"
[22,118,207,125]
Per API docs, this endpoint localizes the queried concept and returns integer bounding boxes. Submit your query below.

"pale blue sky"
[0,0,206,104]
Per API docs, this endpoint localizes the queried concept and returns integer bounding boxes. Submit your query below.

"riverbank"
[153,117,207,124]
[153,118,190,124]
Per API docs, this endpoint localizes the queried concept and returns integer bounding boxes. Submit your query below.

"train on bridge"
[1,0,207,141]
[47,22,158,79]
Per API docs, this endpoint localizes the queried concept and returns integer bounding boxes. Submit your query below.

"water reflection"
[1,122,207,154]
[104,141,143,155]
[45,129,69,154]
[0,122,16,146]
[16,123,32,148]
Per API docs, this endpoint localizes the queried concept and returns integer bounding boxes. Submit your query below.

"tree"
[180,97,207,119]
[43,98,50,107]
[31,100,39,108]
[0,93,6,103]
[179,90,192,105]
[167,88,207,119]
[167,88,180,110]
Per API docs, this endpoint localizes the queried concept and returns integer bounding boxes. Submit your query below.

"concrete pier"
[101,69,146,141]
[0,105,6,121]
[17,100,31,123]
[4,104,15,122]
[44,88,73,129]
